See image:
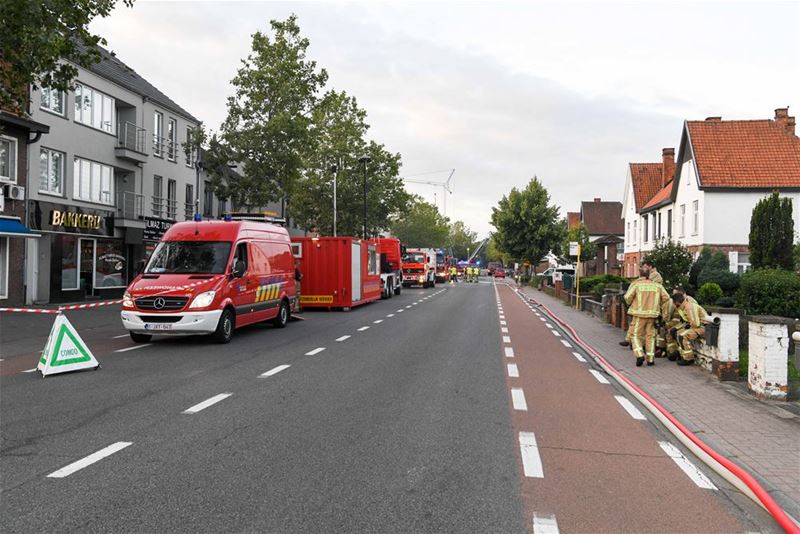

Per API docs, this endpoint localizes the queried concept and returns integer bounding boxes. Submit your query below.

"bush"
[578,274,629,296]
[697,282,723,305]
[735,269,800,318]
[697,267,740,294]
[716,296,735,308]
[643,240,692,291]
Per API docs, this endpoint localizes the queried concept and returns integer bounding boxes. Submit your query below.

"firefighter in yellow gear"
[672,292,707,366]
[661,287,698,361]
[621,262,664,348]
[624,268,671,367]
[469,266,476,283]
[449,266,458,284]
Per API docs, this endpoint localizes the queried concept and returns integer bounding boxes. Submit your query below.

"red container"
[292,237,382,310]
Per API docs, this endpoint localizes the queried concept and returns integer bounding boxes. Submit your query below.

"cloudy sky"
[92,0,800,238]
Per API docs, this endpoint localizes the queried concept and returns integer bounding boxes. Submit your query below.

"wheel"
[130,332,152,343]
[273,299,289,329]
[213,308,235,343]
[394,284,401,296]
[387,279,393,298]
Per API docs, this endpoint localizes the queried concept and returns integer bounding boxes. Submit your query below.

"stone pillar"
[696,308,740,381]
[748,316,790,401]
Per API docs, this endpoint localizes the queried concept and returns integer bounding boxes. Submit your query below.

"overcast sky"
[92,0,800,238]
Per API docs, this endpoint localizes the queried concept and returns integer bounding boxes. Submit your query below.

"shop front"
[122,216,174,279]
[29,200,125,303]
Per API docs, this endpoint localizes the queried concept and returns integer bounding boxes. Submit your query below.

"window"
[652,213,657,241]
[203,181,213,216]
[185,184,194,218]
[643,216,649,243]
[185,126,194,167]
[368,245,379,275]
[0,237,7,299]
[95,240,126,288]
[291,242,302,258]
[74,83,115,133]
[40,87,65,115]
[153,175,163,216]
[679,204,686,237]
[0,136,17,183]
[692,200,699,235]
[233,242,249,274]
[153,111,163,156]
[657,212,662,240]
[39,148,64,195]
[167,118,177,161]
[737,252,751,274]
[667,209,672,238]
[218,198,227,217]
[73,157,113,205]
[62,236,79,290]
[167,179,177,219]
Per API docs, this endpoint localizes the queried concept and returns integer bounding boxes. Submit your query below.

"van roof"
[162,220,290,243]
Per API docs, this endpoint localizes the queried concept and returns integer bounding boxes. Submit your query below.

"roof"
[641,184,672,212]
[629,163,664,210]
[686,119,800,188]
[566,212,581,229]
[77,43,200,123]
[580,200,623,235]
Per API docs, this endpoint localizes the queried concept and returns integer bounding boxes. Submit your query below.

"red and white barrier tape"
[0,299,123,314]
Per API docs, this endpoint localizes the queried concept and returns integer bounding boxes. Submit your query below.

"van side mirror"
[232,260,246,278]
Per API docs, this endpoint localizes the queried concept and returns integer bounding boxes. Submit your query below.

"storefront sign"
[29,201,114,237]
[50,210,103,230]
[143,217,173,241]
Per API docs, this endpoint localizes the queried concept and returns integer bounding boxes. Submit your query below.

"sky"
[92,0,800,238]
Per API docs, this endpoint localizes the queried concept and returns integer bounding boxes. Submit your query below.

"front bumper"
[120,309,223,335]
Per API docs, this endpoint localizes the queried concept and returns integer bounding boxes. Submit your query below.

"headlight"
[418,276,424,282]
[189,290,216,309]
[122,291,134,309]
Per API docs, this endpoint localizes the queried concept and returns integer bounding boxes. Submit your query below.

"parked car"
[494,270,506,278]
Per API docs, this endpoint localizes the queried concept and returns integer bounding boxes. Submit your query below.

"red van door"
[229,241,259,326]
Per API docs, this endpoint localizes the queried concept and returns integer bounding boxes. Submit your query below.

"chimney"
[594,197,601,202]
[662,147,675,188]
[775,107,796,136]
[705,116,722,122]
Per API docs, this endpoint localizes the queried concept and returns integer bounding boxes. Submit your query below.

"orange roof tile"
[687,119,800,188]
[567,212,581,230]
[641,183,671,211]
[629,163,663,210]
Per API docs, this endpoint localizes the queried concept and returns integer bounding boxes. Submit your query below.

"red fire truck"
[292,236,381,310]
[371,237,403,299]
[402,248,436,288]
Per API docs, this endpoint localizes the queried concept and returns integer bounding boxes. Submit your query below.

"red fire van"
[292,236,381,310]
[121,219,297,343]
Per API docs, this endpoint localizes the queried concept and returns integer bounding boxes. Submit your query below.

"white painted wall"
[704,190,800,245]
[672,158,705,248]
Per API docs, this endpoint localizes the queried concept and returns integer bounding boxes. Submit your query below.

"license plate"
[144,323,172,330]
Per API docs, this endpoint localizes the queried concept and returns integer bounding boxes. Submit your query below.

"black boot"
[677,358,693,366]
[667,352,679,362]
[636,357,645,367]
[619,340,631,347]
[647,360,655,366]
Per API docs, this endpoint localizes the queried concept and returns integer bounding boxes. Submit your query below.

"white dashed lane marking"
[545,323,553,329]
[305,347,326,356]
[560,340,572,348]
[386,314,395,317]
[511,388,528,411]
[504,347,515,358]
[397,309,404,313]
[551,331,561,337]
[500,320,507,325]
[518,432,544,478]
[502,335,511,343]
[357,326,370,331]
[373,319,383,324]
[115,344,152,353]
[659,442,718,490]
[259,364,290,377]
[501,327,509,333]
[112,334,129,339]
[507,363,519,378]
[532,513,560,534]
[335,335,351,342]
[615,395,646,420]
[182,393,232,414]
[589,370,610,384]
[572,352,587,363]
[47,442,132,478]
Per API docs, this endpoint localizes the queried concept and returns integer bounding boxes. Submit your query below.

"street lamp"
[358,155,371,240]
[331,163,338,237]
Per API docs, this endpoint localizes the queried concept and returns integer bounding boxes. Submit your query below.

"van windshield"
[403,253,425,263]
[145,241,232,274]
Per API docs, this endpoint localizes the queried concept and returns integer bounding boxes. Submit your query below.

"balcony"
[115,191,145,229]
[115,122,149,163]
[152,196,178,221]
[153,135,178,161]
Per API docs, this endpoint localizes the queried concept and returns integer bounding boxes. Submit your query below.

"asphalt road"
[0,278,777,533]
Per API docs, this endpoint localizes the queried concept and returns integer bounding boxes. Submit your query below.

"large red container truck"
[292,236,381,310]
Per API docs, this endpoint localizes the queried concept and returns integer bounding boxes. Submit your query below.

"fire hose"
[511,285,800,533]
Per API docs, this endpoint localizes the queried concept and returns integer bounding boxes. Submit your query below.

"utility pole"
[359,155,371,240]
[331,163,339,236]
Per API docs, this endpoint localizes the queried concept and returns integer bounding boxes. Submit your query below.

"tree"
[642,240,692,291]
[490,177,564,264]
[1,0,134,113]
[486,235,512,266]
[749,191,795,270]
[447,221,478,260]
[390,197,449,248]
[561,223,597,261]
[216,15,328,214]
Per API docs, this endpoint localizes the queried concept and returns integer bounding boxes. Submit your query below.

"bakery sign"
[50,210,104,230]
[29,201,114,236]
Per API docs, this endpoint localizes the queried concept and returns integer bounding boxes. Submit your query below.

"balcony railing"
[152,196,178,220]
[153,135,177,160]
[184,202,194,220]
[117,191,144,219]
[118,122,148,154]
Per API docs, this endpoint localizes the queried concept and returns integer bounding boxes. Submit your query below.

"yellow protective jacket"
[624,278,671,318]
[649,269,663,285]
[678,299,707,329]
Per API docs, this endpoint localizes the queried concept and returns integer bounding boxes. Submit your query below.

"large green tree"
[447,221,478,259]
[490,177,564,264]
[642,240,692,291]
[561,222,597,261]
[215,15,328,215]
[749,191,795,270]
[391,197,450,248]
[1,0,134,113]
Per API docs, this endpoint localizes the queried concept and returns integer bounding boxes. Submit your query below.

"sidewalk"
[518,284,800,519]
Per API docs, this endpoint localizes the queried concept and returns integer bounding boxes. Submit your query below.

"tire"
[129,332,152,343]
[273,299,289,329]
[213,308,235,343]
[394,284,401,296]
[387,279,393,299]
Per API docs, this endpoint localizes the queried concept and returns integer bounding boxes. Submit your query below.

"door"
[230,241,255,322]
[79,238,95,296]
[351,242,361,302]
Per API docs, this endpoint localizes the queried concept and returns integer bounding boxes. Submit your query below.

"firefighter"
[663,286,696,361]
[624,267,671,367]
[449,266,458,284]
[642,260,663,285]
[672,292,708,366]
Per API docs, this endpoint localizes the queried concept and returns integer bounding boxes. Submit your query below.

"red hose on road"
[517,288,800,533]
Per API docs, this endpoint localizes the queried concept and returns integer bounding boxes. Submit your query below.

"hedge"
[698,282,723,305]
[735,269,800,318]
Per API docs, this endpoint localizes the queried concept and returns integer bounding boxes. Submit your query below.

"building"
[1,103,50,306]
[25,45,203,303]
[568,198,624,276]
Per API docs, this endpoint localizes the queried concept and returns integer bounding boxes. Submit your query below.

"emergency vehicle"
[292,236,382,310]
[435,249,451,283]
[121,217,298,344]
[402,248,436,288]
[372,237,403,299]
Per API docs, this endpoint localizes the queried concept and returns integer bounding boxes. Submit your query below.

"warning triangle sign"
[37,315,100,376]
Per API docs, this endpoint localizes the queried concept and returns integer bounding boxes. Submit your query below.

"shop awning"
[0,218,41,238]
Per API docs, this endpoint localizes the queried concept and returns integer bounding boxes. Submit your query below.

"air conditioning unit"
[5,184,25,201]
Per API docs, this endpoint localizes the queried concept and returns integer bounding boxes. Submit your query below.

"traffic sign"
[569,241,579,256]
[37,314,100,377]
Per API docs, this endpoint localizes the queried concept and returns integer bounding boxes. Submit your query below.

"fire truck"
[402,247,436,288]
[435,249,451,283]
[371,237,403,299]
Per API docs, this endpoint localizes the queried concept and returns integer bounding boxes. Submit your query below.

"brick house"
[568,198,624,276]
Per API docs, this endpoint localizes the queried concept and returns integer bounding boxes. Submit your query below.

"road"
[0,278,778,533]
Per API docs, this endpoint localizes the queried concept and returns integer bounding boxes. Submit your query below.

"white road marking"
[502,335,511,343]
[357,326,370,331]
[511,388,528,411]
[182,393,232,414]
[112,334,129,339]
[589,370,610,384]
[47,442,132,478]
[659,442,718,490]
[386,314,395,317]
[397,309,404,313]
[615,395,646,420]
[373,319,383,324]
[115,344,152,353]
[507,363,519,378]
[504,347,515,358]
[545,323,553,329]
[336,335,351,342]
[572,352,587,363]
[500,320,507,325]
[501,327,509,333]
[499,315,505,320]
[260,364,290,377]
[539,317,546,322]
[551,331,561,337]
[305,347,326,356]
[406,305,412,309]
[519,432,544,478]
[533,513,560,534]
[560,340,572,348]
[22,368,38,373]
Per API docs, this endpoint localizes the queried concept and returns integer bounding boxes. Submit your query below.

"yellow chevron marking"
[255,285,262,302]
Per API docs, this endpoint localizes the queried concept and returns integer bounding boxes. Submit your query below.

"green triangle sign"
[38,315,99,376]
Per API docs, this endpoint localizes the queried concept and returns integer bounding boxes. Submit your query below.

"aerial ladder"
[467,238,488,264]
